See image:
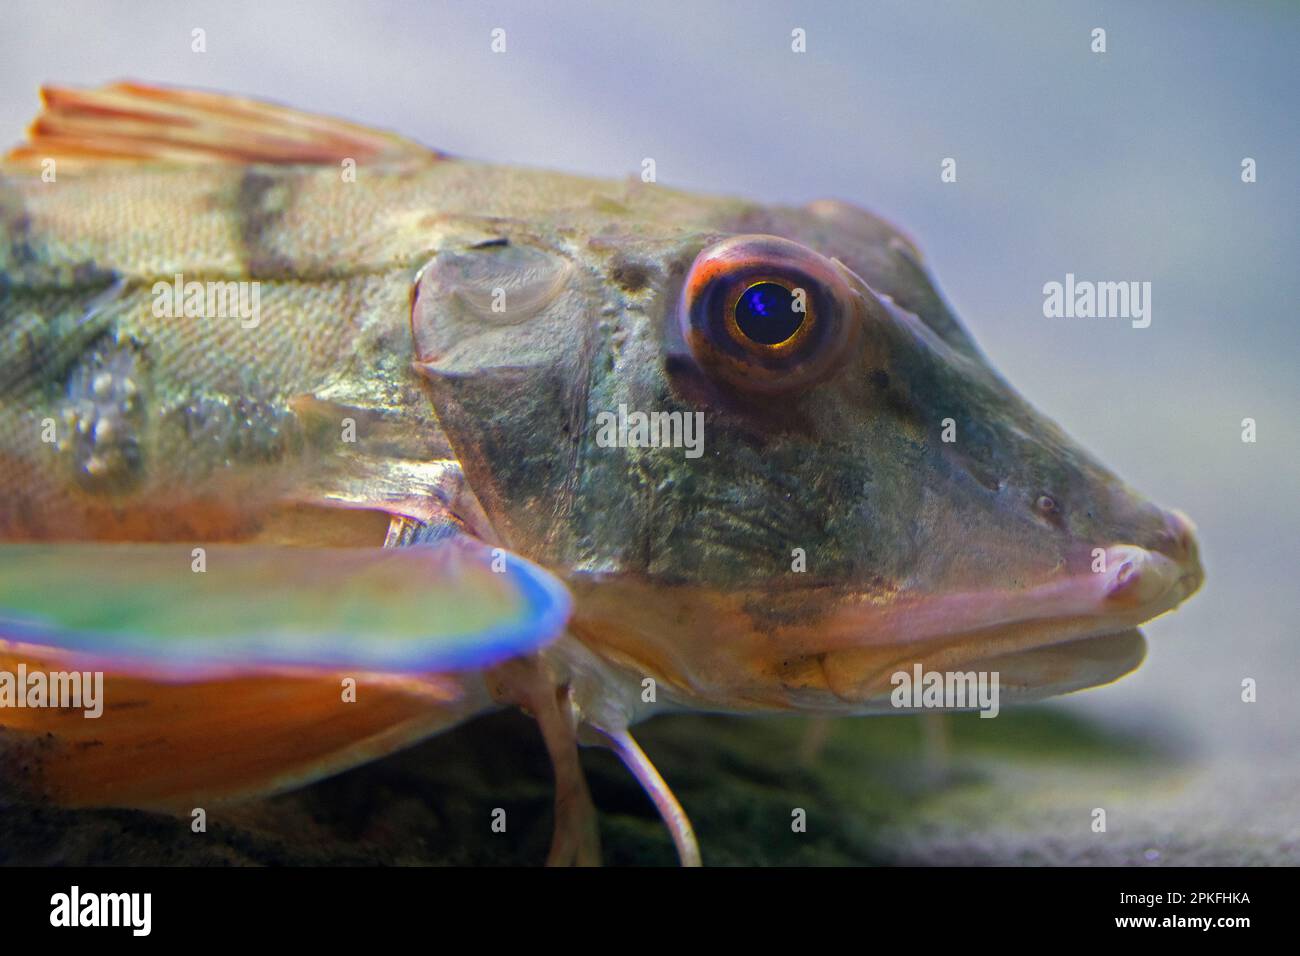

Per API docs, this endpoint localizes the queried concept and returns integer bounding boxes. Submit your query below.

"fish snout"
[1101,509,1203,612]
[1155,508,1201,571]
[1160,507,1205,598]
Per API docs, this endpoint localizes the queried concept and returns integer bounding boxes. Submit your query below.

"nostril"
[1034,494,1063,525]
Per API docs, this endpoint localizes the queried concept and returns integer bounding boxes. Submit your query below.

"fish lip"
[808,541,1201,707]
[818,625,1149,709]
[940,625,1147,678]
[815,543,1201,656]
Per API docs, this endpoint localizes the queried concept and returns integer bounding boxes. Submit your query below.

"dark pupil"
[733,282,803,345]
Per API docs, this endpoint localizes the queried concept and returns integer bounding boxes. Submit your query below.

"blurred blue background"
[3,0,1296,858]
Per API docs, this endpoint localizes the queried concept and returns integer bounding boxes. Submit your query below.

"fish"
[0,82,1203,865]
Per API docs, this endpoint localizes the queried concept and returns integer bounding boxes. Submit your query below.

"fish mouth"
[564,518,1202,717]
[813,539,1202,710]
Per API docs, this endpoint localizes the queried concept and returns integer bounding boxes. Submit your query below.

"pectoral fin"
[0,538,571,810]
[0,538,570,678]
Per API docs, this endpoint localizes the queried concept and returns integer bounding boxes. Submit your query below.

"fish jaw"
[819,521,1203,654]
[562,508,1202,718]
[817,530,1202,710]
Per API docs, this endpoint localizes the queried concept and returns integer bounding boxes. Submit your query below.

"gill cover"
[412,237,603,564]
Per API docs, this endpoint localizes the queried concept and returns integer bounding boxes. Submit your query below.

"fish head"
[411,189,1203,717]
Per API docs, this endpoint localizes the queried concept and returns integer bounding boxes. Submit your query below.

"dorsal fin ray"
[5,81,443,169]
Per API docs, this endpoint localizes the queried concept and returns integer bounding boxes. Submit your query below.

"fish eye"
[732,280,805,346]
[679,235,860,393]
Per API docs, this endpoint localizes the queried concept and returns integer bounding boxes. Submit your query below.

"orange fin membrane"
[0,646,480,811]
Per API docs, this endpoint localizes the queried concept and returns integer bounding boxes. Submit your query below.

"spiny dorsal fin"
[5,81,443,169]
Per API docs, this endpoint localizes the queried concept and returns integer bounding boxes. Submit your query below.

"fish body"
[0,84,1202,864]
